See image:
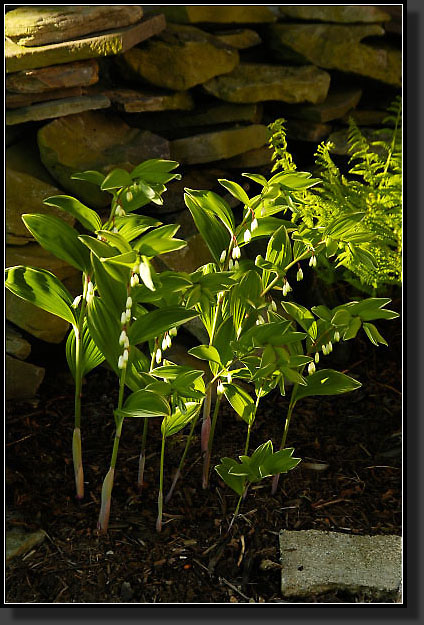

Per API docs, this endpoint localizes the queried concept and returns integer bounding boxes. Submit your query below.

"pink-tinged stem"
[271,474,280,495]
[72,427,84,500]
[97,467,115,533]
[202,395,222,490]
[165,468,181,504]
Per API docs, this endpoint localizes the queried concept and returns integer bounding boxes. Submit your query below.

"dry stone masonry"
[5,4,402,400]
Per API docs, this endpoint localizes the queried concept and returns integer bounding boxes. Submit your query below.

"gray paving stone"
[279,529,402,601]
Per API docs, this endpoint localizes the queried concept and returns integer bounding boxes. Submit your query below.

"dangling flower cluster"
[126,190,133,203]
[321,340,333,356]
[256,314,265,325]
[219,249,226,264]
[161,332,172,352]
[86,280,95,305]
[308,361,316,375]
[268,299,277,312]
[232,236,241,260]
[282,278,292,297]
[217,380,225,395]
[115,205,125,218]
[72,295,82,309]
[334,330,340,342]
[309,254,317,268]
[314,352,320,364]
[296,264,303,282]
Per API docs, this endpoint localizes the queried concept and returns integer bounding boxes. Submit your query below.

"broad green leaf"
[5,266,76,324]
[100,168,132,191]
[116,389,170,419]
[161,402,201,437]
[342,316,362,340]
[294,369,361,401]
[185,189,235,233]
[131,159,180,184]
[213,316,237,367]
[151,365,203,380]
[363,322,388,346]
[281,301,317,339]
[268,171,320,190]
[43,195,102,232]
[241,173,268,187]
[260,447,301,477]
[188,344,222,365]
[218,179,251,207]
[185,192,230,264]
[129,306,198,345]
[115,214,161,242]
[79,236,130,283]
[311,305,332,321]
[70,170,105,187]
[101,250,138,268]
[22,214,90,272]
[91,254,127,319]
[215,457,245,495]
[331,309,352,327]
[133,224,186,256]
[65,319,105,379]
[263,225,292,289]
[223,383,255,424]
[348,298,399,321]
[95,230,132,254]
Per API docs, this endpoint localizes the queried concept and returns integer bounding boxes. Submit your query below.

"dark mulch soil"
[6,304,402,604]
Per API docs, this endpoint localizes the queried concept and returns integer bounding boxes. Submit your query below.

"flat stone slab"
[132,102,262,136]
[6,94,111,125]
[280,88,363,123]
[37,110,170,207]
[117,24,239,91]
[170,124,268,164]
[6,86,83,109]
[104,88,194,113]
[6,290,70,344]
[203,63,330,104]
[216,145,273,169]
[278,6,391,24]
[5,5,143,46]
[6,323,32,360]
[279,530,402,601]
[159,6,277,24]
[6,14,166,73]
[267,23,401,87]
[6,354,46,401]
[214,28,262,49]
[286,119,332,143]
[6,59,99,93]
[6,527,46,563]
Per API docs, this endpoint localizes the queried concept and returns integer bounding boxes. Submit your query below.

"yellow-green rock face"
[214,28,262,50]
[104,88,194,113]
[5,14,166,73]
[37,111,170,208]
[278,6,391,23]
[203,63,331,104]
[170,124,268,165]
[117,24,240,91]
[6,291,70,344]
[160,6,277,24]
[267,23,401,87]
[5,6,143,46]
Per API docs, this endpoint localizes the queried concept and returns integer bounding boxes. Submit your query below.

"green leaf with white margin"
[222,383,255,424]
[241,173,268,187]
[22,214,91,272]
[294,369,361,401]
[218,179,251,207]
[138,256,155,291]
[259,447,301,477]
[131,159,180,184]
[342,316,362,340]
[185,188,235,234]
[129,306,199,345]
[70,170,105,187]
[214,457,245,495]
[348,298,399,321]
[100,168,132,191]
[116,389,170,419]
[362,322,388,346]
[161,402,201,437]
[114,214,161,243]
[5,266,76,325]
[43,195,102,232]
[65,319,105,379]
[91,254,127,320]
